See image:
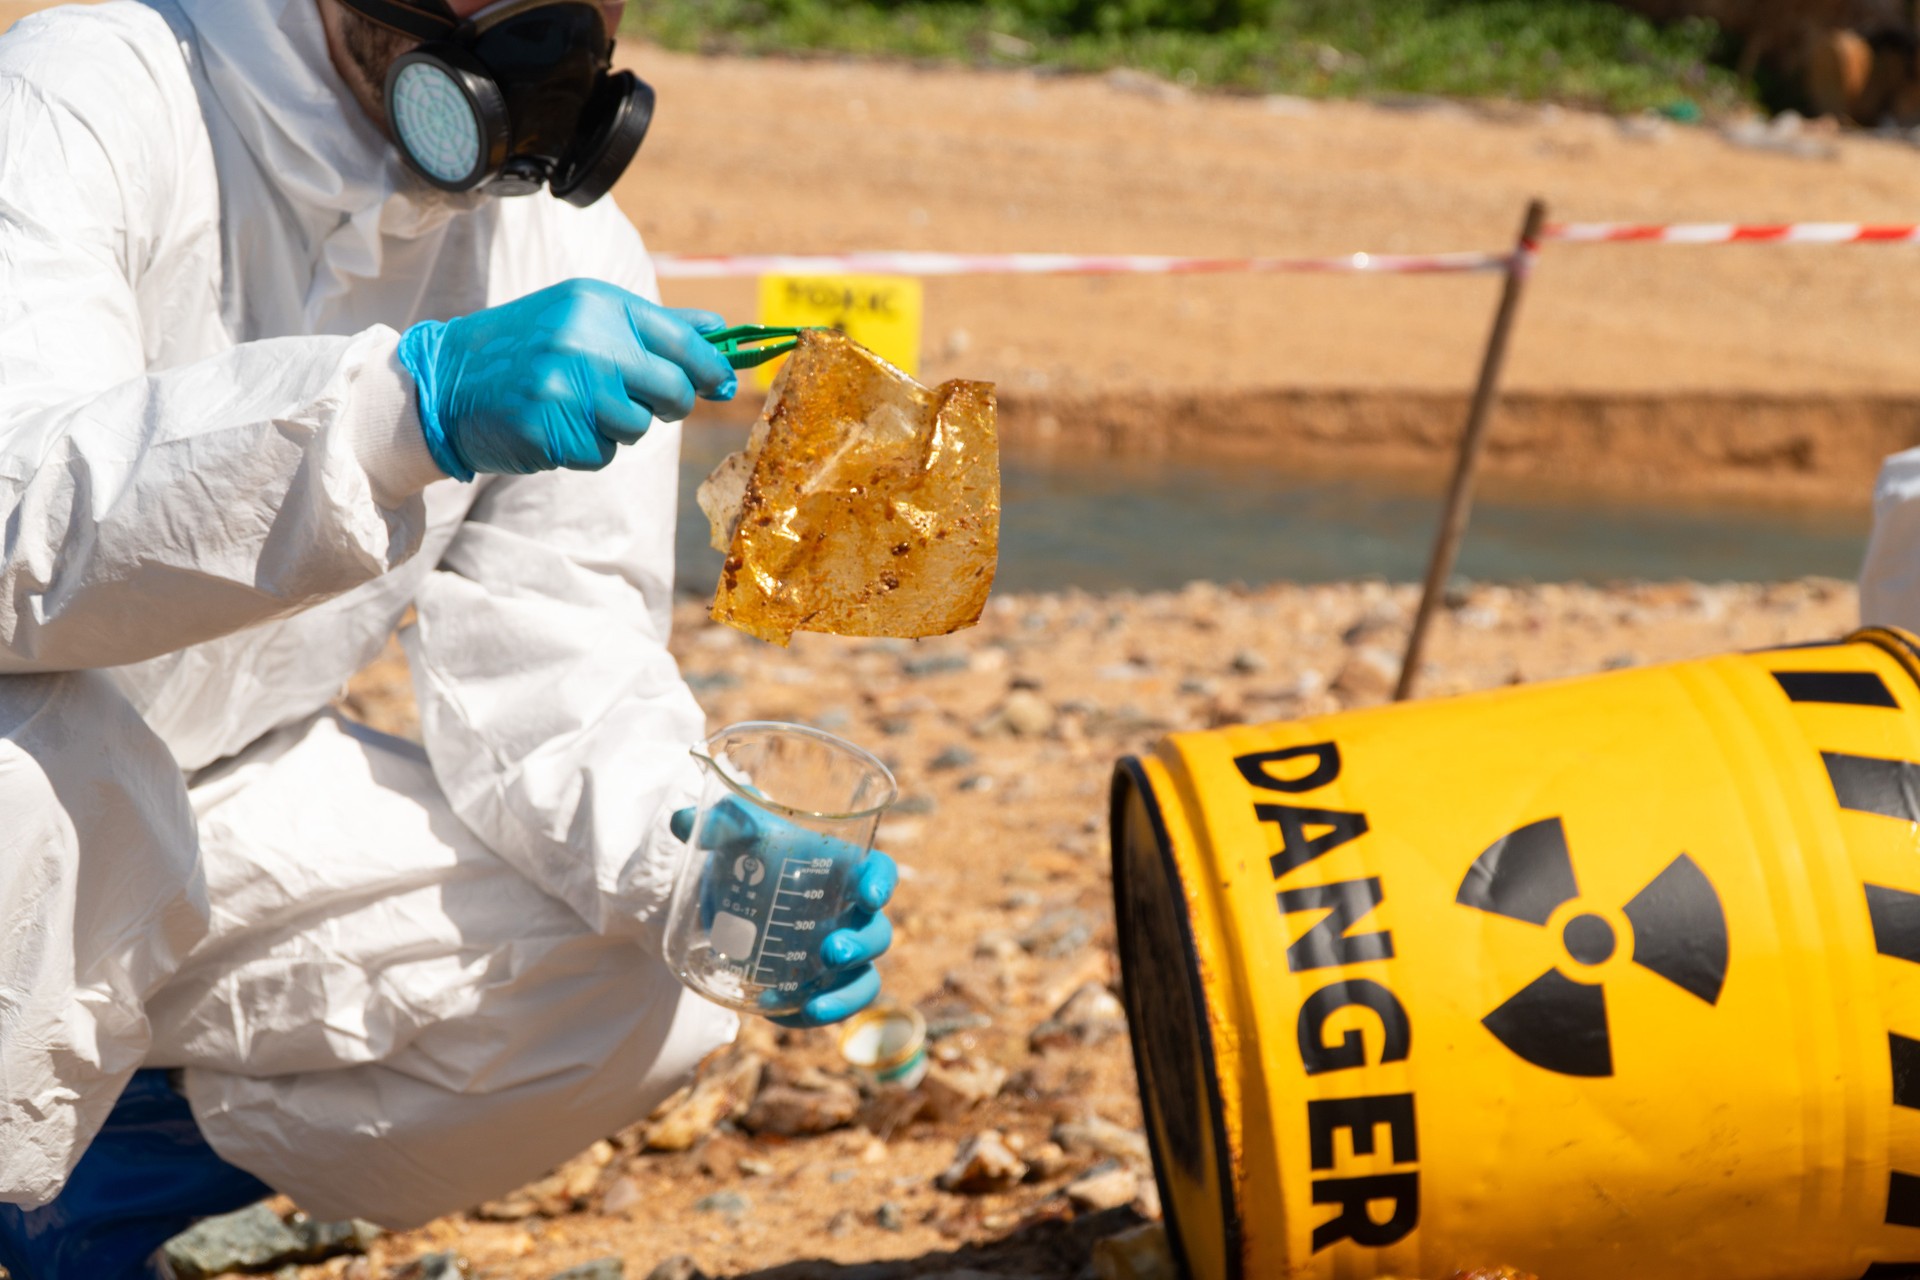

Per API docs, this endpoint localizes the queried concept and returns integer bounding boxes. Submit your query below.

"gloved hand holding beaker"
[664,723,900,1028]
[398,278,738,481]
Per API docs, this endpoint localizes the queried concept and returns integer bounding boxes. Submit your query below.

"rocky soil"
[278,576,1861,1280]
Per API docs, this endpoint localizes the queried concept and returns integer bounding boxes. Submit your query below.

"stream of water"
[676,431,1869,595]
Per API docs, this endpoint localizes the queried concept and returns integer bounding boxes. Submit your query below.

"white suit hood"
[169,0,485,331]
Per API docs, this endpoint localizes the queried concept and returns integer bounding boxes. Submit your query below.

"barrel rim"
[1111,755,1244,1280]
[1852,626,1920,694]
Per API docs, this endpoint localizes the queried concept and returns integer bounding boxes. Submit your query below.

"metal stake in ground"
[1395,198,1548,703]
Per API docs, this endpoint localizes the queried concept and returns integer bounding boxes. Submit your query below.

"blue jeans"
[0,1071,269,1280]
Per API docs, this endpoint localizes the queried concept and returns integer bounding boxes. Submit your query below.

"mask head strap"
[333,0,460,42]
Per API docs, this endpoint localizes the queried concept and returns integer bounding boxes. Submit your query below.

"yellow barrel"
[1112,628,1920,1280]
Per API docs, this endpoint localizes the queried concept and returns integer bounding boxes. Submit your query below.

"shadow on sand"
[723,1206,1149,1279]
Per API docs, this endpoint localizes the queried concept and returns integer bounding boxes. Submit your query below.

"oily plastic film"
[698,329,998,646]
[1112,628,1920,1280]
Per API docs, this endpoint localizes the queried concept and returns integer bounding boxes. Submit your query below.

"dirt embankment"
[697,386,1920,508]
[630,44,1920,404]
[1002,386,1920,507]
[622,46,1920,509]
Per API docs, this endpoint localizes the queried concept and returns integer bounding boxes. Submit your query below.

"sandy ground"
[306,576,1861,1280]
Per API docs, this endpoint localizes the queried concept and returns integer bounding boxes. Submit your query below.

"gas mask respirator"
[334,0,655,207]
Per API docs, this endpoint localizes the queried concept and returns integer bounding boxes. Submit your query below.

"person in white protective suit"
[0,1,898,1275]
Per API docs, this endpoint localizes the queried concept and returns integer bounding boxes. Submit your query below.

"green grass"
[622,0,1752,116]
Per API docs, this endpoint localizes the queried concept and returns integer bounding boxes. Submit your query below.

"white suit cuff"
[618,751,708,954]
[345,334,446,504]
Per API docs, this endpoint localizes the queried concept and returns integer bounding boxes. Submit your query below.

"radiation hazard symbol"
[1457,817,1728,1078]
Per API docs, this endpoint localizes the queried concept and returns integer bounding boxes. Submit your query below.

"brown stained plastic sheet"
[697,329,999,646]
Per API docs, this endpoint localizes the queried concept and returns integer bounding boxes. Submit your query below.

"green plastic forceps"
[704,325,815,370]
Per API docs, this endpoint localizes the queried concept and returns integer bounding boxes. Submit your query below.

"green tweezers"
[705,325,815,370]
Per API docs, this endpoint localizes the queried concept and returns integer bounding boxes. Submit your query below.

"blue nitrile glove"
[671,800,897,1029]
[397,278,738,481]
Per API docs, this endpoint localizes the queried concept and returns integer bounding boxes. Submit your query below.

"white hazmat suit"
[0,0,737,1225]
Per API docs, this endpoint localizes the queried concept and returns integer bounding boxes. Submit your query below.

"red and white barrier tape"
[653,225,1920,281]
[651,249,1513,279]
[1546,222,1920,245]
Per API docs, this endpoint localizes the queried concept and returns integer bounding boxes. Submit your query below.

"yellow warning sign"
[756,275,923,385]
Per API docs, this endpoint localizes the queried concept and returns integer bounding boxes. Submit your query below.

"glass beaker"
[664,722,898,1017]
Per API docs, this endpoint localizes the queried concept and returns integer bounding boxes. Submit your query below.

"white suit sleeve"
[404,195,707,944]
[1860,447,1920,630]
[404,435,706,945]
[0,70,444,673]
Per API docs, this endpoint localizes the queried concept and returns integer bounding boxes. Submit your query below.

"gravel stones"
[936,1130,1029,1193]
[1341,603,1405,648]
[693,1190,752,1223]
[1030,982,1129,1052]
[1066,1163,1141,1213]
[930,744,978,771]
[920,998,995,1041]
[1228,647,1270,675]
[975,689,1057,738]
[600,1175,644,1217]
[1720,111,1838,161]
[162,1203,378,1279]
[1329,645,1399,705]
[1016,907,1095,959]
[549,1260,624,1280]
[1053,1115,1151,1165]
[475,1140,615,1220]
[741,1075,862,1137]
[921,1056,1009,1123]
[903,651,972,677]
[1022,1140,1073,1181]
[1091,1222,1177,1280]
[642,1049,765,1152]
[642,1256,710,1280]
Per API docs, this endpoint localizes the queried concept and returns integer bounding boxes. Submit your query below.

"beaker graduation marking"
[750,855,838,993]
